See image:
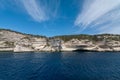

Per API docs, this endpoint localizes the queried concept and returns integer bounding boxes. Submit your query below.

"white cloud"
[75,0,120,34]
[43,0,60,18]
[20,0,48,22]
[0,0,60,22]
[19,0,60,22]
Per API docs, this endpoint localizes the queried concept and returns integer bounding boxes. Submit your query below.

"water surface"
[0,52,120,80]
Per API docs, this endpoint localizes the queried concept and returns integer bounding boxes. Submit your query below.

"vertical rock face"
[31,38,47,51]
[0,29,48,52]
[14,45,34,52]
[0,29,25,51]
[14,37,33,52]
[54,34,120,52]
[0,29,120,52]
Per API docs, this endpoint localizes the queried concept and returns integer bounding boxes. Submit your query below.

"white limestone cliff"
[0,29,120,52]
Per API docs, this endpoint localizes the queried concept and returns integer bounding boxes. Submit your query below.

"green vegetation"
[54,34,91,42]
[0,28,120,42]
[4,41,14,47]
[54,34,120,42]
[0,28,46,38]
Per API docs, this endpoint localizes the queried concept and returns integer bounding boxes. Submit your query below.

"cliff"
[0,29,120,52]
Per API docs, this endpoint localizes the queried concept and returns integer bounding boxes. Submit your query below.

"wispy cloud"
[19,0,60,22]
[75,0,120,34]
[0,0,60,22]
[42,0,61,18]
[20,0,48,22]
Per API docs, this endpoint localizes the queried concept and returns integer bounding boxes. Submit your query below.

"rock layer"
[0,29,120,52]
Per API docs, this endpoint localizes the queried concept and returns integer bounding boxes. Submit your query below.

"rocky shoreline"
[0,29,120,52]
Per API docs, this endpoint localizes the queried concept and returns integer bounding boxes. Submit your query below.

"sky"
[0,0,120,37]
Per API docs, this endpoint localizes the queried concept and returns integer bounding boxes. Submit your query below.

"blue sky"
[0,0,120,36]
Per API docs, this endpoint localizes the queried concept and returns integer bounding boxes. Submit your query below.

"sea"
[0,52,120,80]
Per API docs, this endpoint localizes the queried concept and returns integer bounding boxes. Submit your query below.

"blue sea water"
[0,52,120,80]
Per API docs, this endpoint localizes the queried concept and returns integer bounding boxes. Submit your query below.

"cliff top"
[0,28,120,42]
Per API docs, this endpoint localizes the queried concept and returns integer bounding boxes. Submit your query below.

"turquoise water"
[0,52,120,80]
